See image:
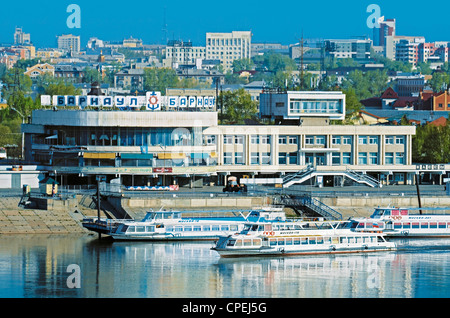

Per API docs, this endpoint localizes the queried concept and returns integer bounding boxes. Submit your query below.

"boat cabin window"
[233,238,261,247]
[152,212,181,220]
[126,226,135,233]
[242,224,260,233]
[371,209,388,218]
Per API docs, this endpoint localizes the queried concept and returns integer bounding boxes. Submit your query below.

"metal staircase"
[282,165,381,188]
[282,164,315,188]
[275,195,342,220]
[344,168,380,188]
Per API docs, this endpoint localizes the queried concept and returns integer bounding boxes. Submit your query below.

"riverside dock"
[1,185,449,235]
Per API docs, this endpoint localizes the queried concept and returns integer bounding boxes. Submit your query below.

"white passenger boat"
[82,207,287,241]
[212,219,396,258]
[352,207,450,238]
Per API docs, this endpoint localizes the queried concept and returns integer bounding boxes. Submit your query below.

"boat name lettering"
[178,220,200,223]
[408,216,432,220]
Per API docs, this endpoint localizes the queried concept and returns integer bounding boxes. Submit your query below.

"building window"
[385,136,394,144]
[224,135,233,144]
[288,152,298,165]
[279,152,287,165]
[288,136,298,144]
[342,152,352,164]
[305,136,314,145]
[332,136,341,145]
[278,136,287,144]
[369,152,378,165]
[395,136,405,144]
[224,152,232,165]
[342,136,352,145]
[385,152,394,164]
[260,135,270,144]
[395,152,405,164]
[235,152,244,165]
[251,135,259,144]
[261,152,271,165]
[358,152,367,165]
[332,153,341,165]
[358,136,368,145]
[251,152,259,165]
[369,136,379,145]
[316,136,326,145]
[235,135,244,144]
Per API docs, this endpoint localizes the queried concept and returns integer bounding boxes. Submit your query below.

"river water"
[1,234,450,298]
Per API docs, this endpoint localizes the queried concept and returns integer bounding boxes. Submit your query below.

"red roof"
[381,87,399,99]
[428,116,447,127]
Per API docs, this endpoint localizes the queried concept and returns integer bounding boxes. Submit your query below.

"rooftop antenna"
[299,30,305,90]
[161,6,168,45]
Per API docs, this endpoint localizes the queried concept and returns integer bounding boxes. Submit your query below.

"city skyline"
[1,0,450,48]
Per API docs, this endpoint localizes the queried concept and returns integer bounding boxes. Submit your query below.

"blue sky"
[1,0,449,47]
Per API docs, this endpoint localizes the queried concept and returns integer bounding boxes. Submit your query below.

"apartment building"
[324,39,372,60]
[57,34,81,53]
[206,31,252,71]
[164,40,206,67]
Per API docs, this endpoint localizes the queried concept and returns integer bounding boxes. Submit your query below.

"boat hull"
[213,243,396,258]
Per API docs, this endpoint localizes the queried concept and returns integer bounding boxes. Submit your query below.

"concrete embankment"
[1,192,449,234]
[0,194,271,234]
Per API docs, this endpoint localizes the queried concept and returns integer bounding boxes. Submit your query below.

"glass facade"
[289,99,342,114]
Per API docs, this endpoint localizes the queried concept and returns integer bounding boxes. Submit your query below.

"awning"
[121,153,154,160]
[158,153,185,159]
[83,153,116,159]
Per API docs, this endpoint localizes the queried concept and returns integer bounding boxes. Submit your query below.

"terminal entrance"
[305,153,326,166]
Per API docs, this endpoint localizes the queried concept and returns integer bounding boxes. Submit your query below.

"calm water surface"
[1,234,450,298]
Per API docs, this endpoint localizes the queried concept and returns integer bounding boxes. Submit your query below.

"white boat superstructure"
[212,219,396,258]
[352,207,450,238]
[82,208,288,241]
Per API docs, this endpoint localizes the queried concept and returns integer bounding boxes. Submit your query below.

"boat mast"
[415,174,422,215]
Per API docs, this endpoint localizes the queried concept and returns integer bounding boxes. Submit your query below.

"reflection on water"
[1,235,450,298]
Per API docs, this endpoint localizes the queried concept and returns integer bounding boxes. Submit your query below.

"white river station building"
[19,89,447,189]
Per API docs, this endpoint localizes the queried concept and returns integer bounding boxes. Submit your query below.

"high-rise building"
[57,34,81,53]
[14,27,31,45]
[395,39,420,66]
[373,18,396,47]
[165,40,206,68]
[206,31,252,71]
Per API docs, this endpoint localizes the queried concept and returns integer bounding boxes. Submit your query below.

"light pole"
[160,144,166,186]
[10,106,25,160]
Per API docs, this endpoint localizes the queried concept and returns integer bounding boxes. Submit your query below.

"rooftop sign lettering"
[40,91,216,110]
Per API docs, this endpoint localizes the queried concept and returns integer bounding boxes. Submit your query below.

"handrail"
[277,195,342,220]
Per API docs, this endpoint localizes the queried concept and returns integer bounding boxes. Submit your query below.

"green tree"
[82,67,102,84]
[219,88,258,124]
[44,82,81,96]
[429,72,450,92]
[340,69,389,101]
[412,123,450,163]
[343,87,363,120]
[144,68,179,93]
[232,58,255,73]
